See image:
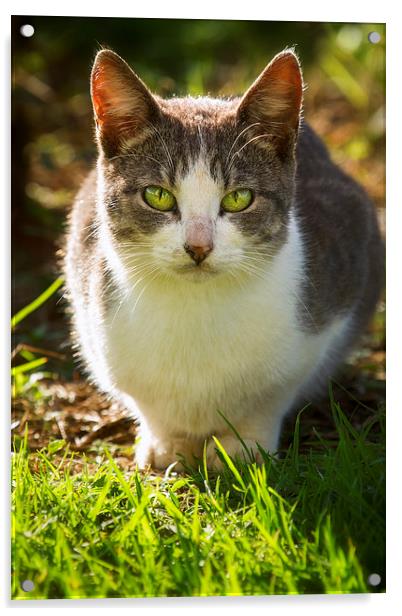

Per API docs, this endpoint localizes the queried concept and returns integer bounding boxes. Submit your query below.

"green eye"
[143,185,176,211]
[221,188,253,212]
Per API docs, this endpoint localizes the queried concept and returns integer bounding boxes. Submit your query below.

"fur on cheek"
[150,222,188,266]
[212,217,249,264]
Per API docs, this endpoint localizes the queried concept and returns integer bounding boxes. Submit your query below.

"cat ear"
[237,50,303,150]
[91,49,160,156]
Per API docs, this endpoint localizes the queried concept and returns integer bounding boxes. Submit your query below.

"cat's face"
[92,50,303,283]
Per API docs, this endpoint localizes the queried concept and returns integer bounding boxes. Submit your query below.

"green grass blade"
[216,410,253,461]
[11,276,64,329]
[11,357,48,376]
[211,436,246,490]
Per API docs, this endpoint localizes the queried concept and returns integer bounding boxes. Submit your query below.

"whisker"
[109,262,161,325]
[290,288,318,333]
[144,120,175,176]
[227,133,274,172]
[239,258,318,331]
[225,122,262,165]
[129,268,161,320]
[236,263,265,279]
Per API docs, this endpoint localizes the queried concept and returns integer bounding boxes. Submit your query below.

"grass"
[11,394,385,599]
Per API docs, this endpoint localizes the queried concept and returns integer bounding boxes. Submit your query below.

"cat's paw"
[135,435,202,471]
[206,435,263,470]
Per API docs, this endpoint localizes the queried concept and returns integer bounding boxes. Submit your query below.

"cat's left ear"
[91,49,160,156]
[237,50,303,150]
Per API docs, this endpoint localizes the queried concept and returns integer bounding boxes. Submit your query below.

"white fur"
[73,157,352,469]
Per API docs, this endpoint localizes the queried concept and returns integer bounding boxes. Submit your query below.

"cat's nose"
[183,216,214,265]
[184,242,213,265]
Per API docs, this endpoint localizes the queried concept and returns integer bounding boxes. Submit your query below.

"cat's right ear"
[91,50,160,157]
[237,50,303,154]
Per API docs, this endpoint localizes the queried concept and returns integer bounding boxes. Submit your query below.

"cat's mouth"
[173,262,219,278]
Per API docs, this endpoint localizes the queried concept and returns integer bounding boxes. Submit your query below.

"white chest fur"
[96,216,350,438]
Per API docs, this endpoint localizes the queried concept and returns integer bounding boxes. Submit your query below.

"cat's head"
[91,49,303,283]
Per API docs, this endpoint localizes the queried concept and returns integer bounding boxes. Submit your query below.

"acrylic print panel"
[11,16,385,600]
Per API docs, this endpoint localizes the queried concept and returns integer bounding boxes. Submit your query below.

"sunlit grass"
[11,277,64,330]
[11,277,64,398]
[11,396,385,599]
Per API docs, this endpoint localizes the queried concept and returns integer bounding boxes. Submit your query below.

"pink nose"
[184,216,214,265]
[184,242,213,265]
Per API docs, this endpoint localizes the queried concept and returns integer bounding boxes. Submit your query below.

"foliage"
[12,397,385,599]
[12,276,64,329]
[11,278,63,398]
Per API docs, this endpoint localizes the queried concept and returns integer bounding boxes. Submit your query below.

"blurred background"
[11,17,385,449]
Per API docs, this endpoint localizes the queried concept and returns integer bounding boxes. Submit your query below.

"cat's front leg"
[205,433,278,469]
[205,397,292,469]
[135,423,204,471]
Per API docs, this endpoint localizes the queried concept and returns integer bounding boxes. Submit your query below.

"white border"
[2,1,401,614]
[0,1,393,21]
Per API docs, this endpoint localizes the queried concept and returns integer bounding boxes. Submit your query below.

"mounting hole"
[20,24,35,38]
[21,579,35,592]
[368,31,381,44]
[368,573,381,587]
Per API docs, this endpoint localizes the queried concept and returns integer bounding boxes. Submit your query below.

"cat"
[64,48,384,470]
